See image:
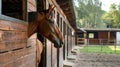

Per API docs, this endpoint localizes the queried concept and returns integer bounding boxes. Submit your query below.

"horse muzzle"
[53,39,63,48]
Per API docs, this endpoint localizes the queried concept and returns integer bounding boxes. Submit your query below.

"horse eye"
[49,19,55,24]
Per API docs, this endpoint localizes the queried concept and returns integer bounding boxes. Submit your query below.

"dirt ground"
[68,47,120,67]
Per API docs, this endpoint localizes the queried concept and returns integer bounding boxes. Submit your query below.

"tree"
[73,0,104,28]
[102,3,120,28]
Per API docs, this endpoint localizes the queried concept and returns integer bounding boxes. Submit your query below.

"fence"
[82,39,120,54]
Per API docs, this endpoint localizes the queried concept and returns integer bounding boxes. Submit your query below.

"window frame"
[0,0,27,23]
[89,33,94,38]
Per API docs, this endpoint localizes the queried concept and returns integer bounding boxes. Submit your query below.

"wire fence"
[80,39,120,54]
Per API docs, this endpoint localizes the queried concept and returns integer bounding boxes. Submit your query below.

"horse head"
[28,5,64,48]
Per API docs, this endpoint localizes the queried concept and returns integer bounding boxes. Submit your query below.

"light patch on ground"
[109,46,120,50]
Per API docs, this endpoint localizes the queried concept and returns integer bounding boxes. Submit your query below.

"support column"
[108,31,110,43]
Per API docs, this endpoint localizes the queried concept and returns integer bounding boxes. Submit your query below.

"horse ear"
[46,5,55,18]
[48,5,55,13]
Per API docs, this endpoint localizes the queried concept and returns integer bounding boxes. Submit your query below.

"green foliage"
[102,3,120,28]
[73,0,105,28]
[73,0,120,28]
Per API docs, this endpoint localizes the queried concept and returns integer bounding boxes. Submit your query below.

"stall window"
[89,33,94,38]
[87,32,98,39]
[1,0,27,21]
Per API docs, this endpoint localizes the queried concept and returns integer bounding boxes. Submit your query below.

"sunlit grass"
[80,45,120,54]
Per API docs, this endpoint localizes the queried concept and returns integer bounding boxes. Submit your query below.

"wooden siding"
[0,0,76,67]
[27,0,37,12]
[98,32,108,39]
[44,0,75,67]
[0,20,37,67]
[88,31,116,45]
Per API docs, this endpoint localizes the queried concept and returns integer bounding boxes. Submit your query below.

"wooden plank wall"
[0,20,36,67]
[45,0,75,67]
[0,0,76,67]
[98,32,108,39]
[88,31,116,45]
[27,0,37,12]
[0,0,37,67]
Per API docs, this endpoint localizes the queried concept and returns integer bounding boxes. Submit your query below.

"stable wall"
[0,0,37,67]
[0,20,37,67]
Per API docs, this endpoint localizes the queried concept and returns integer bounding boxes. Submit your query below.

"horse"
[28,5,64,67]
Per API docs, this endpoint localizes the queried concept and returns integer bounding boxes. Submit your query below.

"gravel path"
[68,47,120,67]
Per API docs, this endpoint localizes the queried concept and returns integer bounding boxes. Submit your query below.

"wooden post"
[108,31,110,44]
[67,26,69,56]
[114,40,116,53]
[87,39,89,52]
[100,39,103,51]
[84,32,86,45]
[22,0,27,21]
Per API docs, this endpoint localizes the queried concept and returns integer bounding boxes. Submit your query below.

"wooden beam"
[9,0,14,3]
[15,0,20,3]
[22,0,27,21]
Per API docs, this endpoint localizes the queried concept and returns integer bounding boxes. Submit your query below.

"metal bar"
[51,43,53,67]
[57,48,59,67]
[67,26,68,56]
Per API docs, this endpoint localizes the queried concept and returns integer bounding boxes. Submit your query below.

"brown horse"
[28,5,63,48]
[28,5,64,66]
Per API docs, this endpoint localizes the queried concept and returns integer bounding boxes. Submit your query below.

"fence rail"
[82,39,120,54]
[86,39,119,45]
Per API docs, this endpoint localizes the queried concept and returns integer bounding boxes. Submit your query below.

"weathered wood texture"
[0,20,37,67]
[45,35,75,67]
[27,0,37,12]
[46,39,63,67]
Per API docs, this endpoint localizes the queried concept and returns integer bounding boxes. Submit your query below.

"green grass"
[80,45,120,54]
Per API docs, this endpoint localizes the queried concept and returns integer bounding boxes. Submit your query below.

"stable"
[76,28,120,45]
[0,0,76,67]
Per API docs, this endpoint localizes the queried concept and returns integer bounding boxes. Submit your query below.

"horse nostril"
[53,38,63,48]
[61,41,63,44]
[54,44,62,48]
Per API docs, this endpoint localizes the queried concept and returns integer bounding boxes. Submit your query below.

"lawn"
[80,45,120,54]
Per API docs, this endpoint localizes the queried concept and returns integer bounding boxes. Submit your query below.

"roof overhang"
[84,28,120,32]
[56,0,76,30]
